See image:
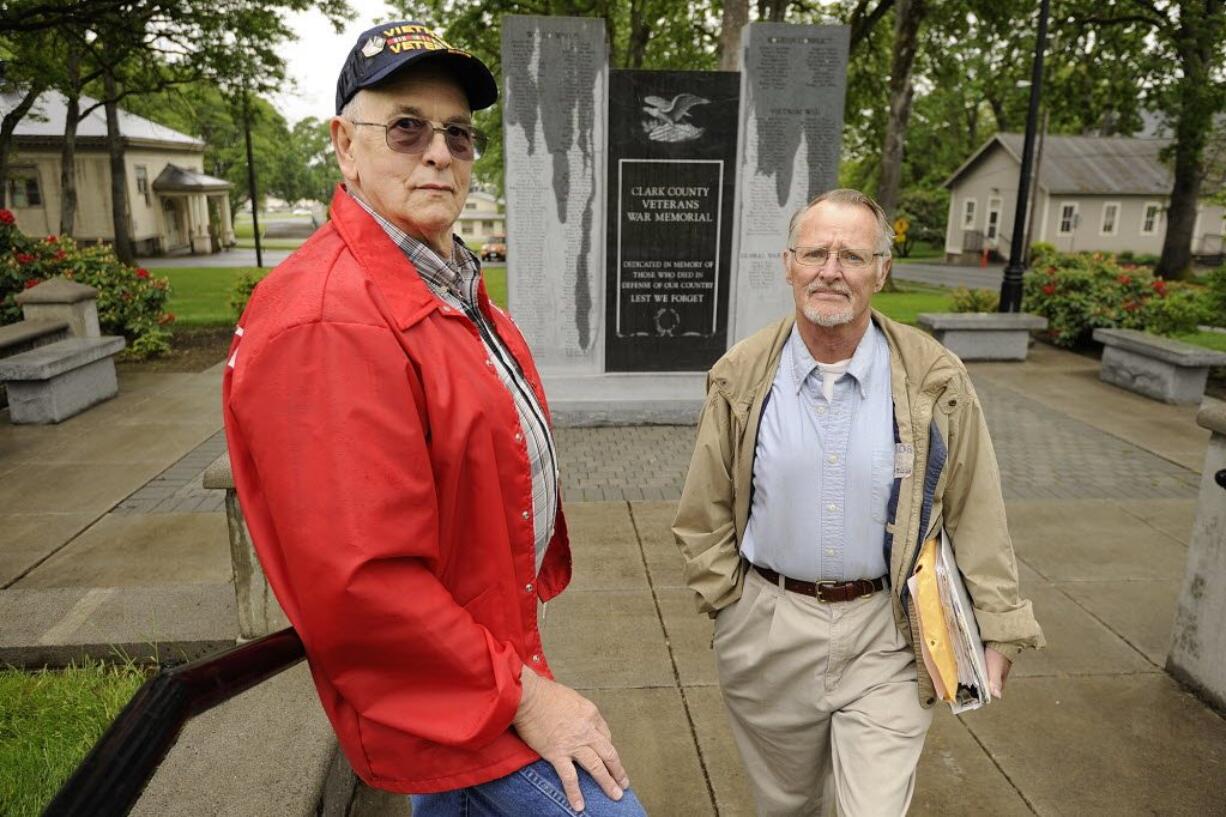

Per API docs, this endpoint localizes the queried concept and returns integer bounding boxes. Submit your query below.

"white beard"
[803,304,855,327]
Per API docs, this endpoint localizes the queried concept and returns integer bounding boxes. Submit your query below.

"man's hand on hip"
[513,666,631,812]
[985,646,1012,699]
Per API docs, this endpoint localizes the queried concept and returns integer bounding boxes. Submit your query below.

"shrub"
[0,210,172,358]
[1202,265,1226,327]
[228,269,264,321]
[1022,248,1213,347]
[951,287,999,313]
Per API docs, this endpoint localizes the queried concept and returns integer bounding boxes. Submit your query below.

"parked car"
[480,234,507,262]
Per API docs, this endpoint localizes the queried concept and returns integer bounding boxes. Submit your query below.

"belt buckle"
[815,580,839,603]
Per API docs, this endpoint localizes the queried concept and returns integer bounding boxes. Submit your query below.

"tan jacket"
[672,311,1045,707]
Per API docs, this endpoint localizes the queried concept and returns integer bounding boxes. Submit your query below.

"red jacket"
[222,187,571,793]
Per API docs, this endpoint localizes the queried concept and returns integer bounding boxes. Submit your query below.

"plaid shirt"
[351,192,559,569]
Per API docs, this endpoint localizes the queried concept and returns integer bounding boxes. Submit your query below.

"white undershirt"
[816,358,853,403]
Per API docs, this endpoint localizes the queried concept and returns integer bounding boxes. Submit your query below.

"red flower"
[1041,283,1057,295]
[54,249,66,260]
[1152,279,1167,295]
[45,235,58,244]
[158,311,176,324]
[135,267,150,279]
[15,253,34,265]
[0,210,14,225]
[23,278,40,289]
[1123,300,1140,312]
[1116,274,1132,285]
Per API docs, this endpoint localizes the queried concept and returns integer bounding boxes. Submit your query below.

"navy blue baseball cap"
[335,21,498,114]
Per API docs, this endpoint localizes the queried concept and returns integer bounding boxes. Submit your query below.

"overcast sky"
[272,0,397,125]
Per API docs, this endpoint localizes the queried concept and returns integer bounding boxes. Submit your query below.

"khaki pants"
[714,567,933,817]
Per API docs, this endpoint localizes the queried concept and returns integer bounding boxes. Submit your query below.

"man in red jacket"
[222,20,645,817]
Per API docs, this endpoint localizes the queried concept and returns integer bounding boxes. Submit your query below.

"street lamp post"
[241,85,263,269]
[999,0,1050,312]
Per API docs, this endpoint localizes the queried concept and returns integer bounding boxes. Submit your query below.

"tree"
[1065,0,1225,277]
[875,0,925,219]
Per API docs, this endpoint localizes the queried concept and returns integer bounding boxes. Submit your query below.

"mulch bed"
[116,325,233,375]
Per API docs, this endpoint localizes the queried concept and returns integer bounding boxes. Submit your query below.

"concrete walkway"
[2,343,1224,815]
[893,260,1005,290]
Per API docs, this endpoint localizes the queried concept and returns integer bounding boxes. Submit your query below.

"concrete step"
[0,584,236,668]
[131,663,409,817]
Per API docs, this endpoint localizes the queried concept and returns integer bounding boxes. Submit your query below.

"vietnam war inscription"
[606,70,739,372]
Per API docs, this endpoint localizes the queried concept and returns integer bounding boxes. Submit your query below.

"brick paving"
[113,430,228,514]
[112,373,1196,514]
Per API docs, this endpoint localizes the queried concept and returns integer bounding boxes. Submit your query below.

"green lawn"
[873,283,955,325]
[152,266,265,326]
[1175,330,1226,352]
[0,662,147,817]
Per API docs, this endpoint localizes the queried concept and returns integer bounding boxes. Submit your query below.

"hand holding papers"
[906,530,991,713]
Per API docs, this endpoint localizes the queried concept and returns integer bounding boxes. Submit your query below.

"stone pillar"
[218,194,235,246]
[203,454,291,640]
[729,23,850,344]
[1167,402,1226,713]
[15,277,101,338]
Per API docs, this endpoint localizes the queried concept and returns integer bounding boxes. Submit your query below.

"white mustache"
[806,283,851,296]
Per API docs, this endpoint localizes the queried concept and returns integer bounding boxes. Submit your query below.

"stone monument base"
[542,372,707,426]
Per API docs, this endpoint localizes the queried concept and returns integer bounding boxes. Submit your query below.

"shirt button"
[440,305,451,313]
[827,503,838,513]
[522,510,530,520]
[514,431,523,442]
[828,454,838,464]
[525,582,535,594]
[825,548,836,556]
[486,358,495,368]
[815,406,828,415]
[530,654,541,664]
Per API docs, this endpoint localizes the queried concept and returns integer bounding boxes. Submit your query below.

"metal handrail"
[42,627,306,817]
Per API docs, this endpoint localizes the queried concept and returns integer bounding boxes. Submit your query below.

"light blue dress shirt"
[741,322,895,582]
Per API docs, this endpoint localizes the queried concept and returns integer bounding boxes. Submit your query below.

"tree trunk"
[0,83,46,208]
[765,0,788,22]
[59,48,82,236]
[103,72,135,264]
[627,0,650,68]
[876,0,925,219]
[1155,11,1218,280]
[719,0,750,70]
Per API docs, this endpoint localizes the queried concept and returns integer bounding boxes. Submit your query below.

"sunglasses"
[349,116,487,160]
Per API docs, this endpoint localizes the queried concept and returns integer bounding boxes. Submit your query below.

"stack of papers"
[906,530,990,714]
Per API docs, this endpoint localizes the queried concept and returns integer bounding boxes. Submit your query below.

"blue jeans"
[410,758,648,817]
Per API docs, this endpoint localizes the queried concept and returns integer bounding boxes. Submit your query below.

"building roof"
[944,133,1178,196]
[152,164,230,192]
[1,90,204,150]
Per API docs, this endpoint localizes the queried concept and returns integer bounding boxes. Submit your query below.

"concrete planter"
[915,312,1048,361]
[1092,328,1226,405]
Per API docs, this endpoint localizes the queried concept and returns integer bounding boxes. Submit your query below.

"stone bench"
[0,318,71,409]
[0,335,126,423]
[1092,328,1226,405]
[916,312,1048,361]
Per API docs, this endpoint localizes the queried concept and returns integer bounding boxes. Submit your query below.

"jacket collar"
[328,184,451,330]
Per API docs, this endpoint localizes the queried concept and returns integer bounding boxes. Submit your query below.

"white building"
[2,90,235,255]
[456,189,505,247]
[943,133,1226,263]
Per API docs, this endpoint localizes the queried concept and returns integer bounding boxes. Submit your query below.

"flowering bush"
[951,287,1000,313]
[0,210,172,357]
[1022,246,1210,347]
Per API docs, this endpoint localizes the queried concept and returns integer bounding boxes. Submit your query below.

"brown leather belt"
[753,564,887,603]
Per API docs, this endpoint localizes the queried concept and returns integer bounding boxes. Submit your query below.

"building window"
[135,166,150,206]
[465,201,476,210]
[962,198,976,230]
[6,171,42,208]
[1058,203,1078,235]
[1141,202,1161,235]
[1100,202,1119,236]
[986,197,1002,240]
[482,219,494,231]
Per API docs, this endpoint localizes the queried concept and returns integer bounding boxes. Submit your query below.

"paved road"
[894,260,1005,290]
[136,248,294,269]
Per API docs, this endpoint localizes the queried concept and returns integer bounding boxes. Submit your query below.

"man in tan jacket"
[673,189,1043,816]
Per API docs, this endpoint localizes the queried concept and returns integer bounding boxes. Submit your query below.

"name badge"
[894,443,914,479]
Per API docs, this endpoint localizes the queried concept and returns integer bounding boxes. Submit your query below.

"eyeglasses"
[788,246,886,269]
[349,117,487,160]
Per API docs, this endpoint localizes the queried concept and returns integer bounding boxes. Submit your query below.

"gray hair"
[339,92,365,121]
[787,188,895,258]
